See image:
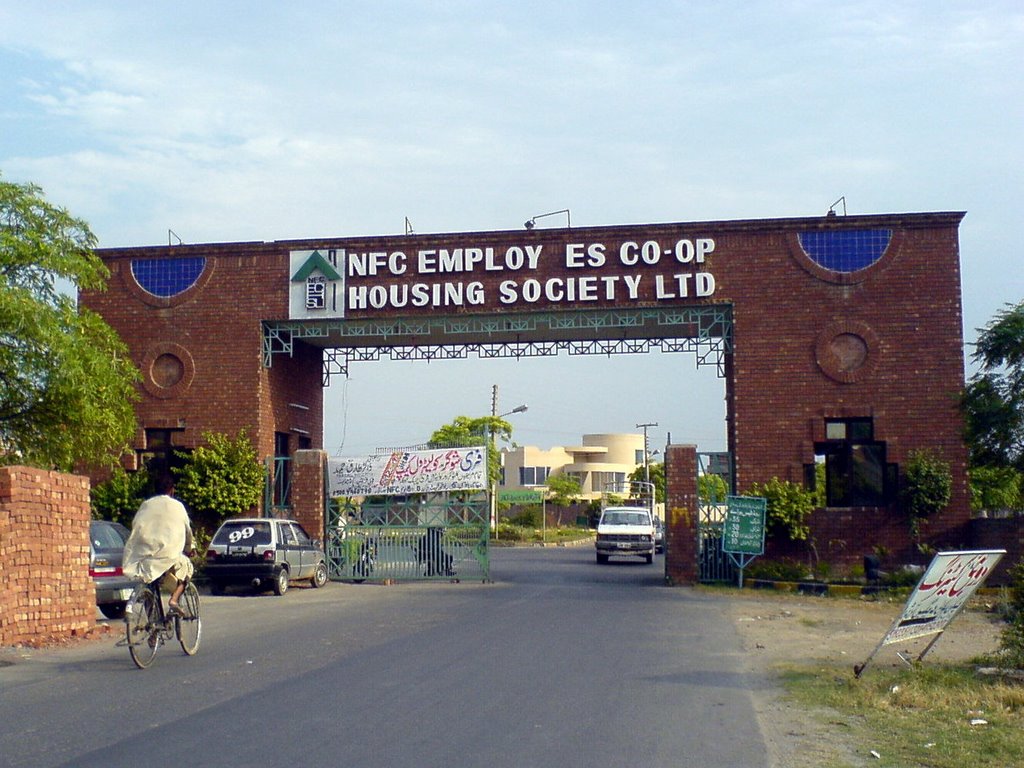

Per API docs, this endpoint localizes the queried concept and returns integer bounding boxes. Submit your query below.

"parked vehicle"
[595,506,656,564]
[205,518,329,595]
[89,520,136,619]
[654,517,665,553]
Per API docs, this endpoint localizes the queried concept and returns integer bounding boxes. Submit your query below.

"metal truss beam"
[264,305,733,384]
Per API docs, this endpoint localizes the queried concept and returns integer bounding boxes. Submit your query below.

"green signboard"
[722,495,766,555]
[498,490,545,504]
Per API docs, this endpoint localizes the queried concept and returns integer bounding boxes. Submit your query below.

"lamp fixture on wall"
[524,209,571,229]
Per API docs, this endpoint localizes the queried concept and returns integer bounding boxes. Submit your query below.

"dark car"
[654,517,665,553]
[89,520,136,619]
[205,518,329,595]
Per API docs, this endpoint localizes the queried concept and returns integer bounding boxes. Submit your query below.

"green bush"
[747,477,814,541]
[90,466,149,526]
[745,558,811,582]
[174,429,264,533]
[506,507,541,527]
[902,450,952,542]
[986,560,1024,669]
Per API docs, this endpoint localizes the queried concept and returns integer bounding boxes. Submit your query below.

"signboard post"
[721,495,766,588]
[854,549,1006,677]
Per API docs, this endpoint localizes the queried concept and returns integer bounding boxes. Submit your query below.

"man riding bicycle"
[122,474,195,614]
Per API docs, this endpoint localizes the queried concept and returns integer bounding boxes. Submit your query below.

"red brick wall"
[0,467,93,646]
[290,450,326,539]
[665,445,699,585]
[82,245,323,464]
[82,213,970,569]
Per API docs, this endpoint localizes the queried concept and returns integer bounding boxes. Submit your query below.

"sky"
[2,2,1022,457]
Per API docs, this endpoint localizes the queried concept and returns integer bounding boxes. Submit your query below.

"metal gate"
[697,451,737,583]
[326,491,490,583]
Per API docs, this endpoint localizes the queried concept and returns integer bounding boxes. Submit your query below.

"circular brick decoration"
[815,321,880,383]
[142,343,195,399]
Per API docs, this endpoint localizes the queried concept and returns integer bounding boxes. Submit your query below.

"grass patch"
[782,663,1024,766]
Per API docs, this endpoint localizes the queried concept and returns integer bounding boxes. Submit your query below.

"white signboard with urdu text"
[882,549,1004,645]
[328,446,487,497]
[855,549,1005,677]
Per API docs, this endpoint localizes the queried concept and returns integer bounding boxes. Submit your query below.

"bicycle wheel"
[126,587,160,669]
[175,582,202,656]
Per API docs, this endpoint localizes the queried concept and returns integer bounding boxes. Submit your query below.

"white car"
[595,506,656,564]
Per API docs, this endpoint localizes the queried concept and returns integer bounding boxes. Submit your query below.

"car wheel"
[273,567,289,596]
[99,602,126,620]
[596,553,608,564]
[310,561,328,588]
[645,553,654,564]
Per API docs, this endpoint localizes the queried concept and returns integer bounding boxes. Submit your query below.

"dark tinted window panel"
[798,230,891,273]
[132,257,206,297]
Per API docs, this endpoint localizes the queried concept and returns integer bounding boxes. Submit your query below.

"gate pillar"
[291,449,326,538]
[665,444,699,585]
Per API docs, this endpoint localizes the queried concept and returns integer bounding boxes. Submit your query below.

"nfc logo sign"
[289,250,345,319]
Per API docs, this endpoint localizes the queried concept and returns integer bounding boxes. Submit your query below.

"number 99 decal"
[228,526,256,543]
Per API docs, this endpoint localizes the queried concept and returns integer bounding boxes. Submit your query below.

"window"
[519,466,550,486]
[139,427,185,477]
[812,418,896,507]
[273,432,290,507]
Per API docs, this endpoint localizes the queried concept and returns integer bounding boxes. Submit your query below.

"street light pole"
[489,384,527,534]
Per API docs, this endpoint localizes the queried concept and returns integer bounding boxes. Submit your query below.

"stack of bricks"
[0,467,94,646]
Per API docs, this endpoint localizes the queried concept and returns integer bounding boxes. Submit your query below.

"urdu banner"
[328,446,487,496]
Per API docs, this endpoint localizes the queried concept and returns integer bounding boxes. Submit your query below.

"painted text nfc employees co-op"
[343,238,717,310]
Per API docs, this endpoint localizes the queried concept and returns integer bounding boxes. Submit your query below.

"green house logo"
[291,250,342,282]
[289,249,344,318]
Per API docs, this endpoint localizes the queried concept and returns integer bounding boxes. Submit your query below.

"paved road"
[0,546,770,768]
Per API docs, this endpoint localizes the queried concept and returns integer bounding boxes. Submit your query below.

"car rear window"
[91,522,128,550]
[213,521,273,546]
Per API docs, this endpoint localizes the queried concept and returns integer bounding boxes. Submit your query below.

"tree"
[546,473,582,507]
[698,472,729,504]
[0,175,139,470]
[428,415,513,492]
[174,429,264,533]
[629,461,666,503]
[961,300,1024,514]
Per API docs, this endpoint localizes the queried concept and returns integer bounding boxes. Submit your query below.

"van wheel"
[596,553,608,564]
[645,553,654,564]
[273,568,289,596]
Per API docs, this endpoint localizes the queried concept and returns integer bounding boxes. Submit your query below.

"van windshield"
[602,512,649,526]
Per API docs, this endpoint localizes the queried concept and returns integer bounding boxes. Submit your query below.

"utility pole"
[636,422,658,515]
[636,422,658,484]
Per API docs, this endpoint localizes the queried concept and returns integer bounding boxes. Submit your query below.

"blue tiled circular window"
[797,230,892,273]
[131,257,207,297]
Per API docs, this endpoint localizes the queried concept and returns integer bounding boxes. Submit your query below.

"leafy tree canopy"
[0,174,139,470]
[629,461,666,503]
[428,415,513,491]
[963,300,1024,471]
[174,429,264,532]
[545,473,582,507]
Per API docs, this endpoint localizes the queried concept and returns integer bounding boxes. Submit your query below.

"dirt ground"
[722,589,1006,767]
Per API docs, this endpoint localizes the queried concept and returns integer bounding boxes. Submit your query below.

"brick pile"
[0,467,94,646]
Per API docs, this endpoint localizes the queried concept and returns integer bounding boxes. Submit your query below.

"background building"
[501,433,646,500]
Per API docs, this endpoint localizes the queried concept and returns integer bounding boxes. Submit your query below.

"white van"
[595,506,656,564]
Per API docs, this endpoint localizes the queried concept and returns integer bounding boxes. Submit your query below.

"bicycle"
[121,578,202,669]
